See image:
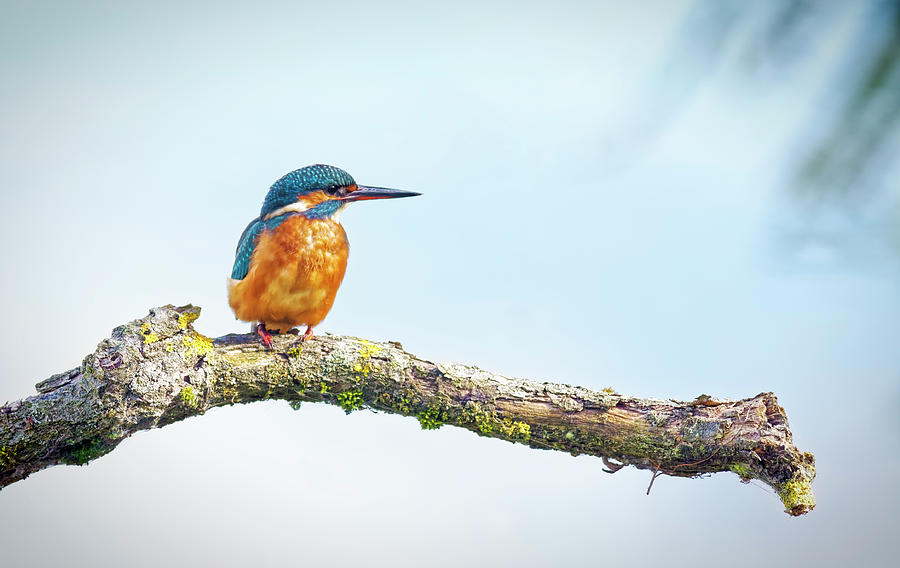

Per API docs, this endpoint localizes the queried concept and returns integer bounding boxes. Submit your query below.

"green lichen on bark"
[61,438,110,466]
[0,445,17,468]
[729,463,753,479]
[416,407,445,430]
[336,390,364,413]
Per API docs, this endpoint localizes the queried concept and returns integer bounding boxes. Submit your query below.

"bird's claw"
[255,324,310,348]
[256,323,274,349]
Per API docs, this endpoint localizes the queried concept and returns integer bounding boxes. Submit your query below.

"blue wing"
[231,217,264,280]
[230,213,297,280]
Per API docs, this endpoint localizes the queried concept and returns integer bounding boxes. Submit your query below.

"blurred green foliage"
[663,1,900,258]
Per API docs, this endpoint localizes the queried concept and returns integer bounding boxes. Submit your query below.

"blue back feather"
[230,213,296,280]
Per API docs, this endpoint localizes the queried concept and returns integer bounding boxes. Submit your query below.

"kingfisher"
[228,164,420,347]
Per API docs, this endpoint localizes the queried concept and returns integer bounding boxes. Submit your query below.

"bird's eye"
[325,184,341,195]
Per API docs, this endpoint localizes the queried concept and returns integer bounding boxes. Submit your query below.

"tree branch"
[0,305,815,515]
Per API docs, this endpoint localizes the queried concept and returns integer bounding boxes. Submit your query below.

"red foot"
[301,326,314,342]
[256,323,274,349]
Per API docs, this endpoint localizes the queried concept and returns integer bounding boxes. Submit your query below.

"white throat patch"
[264,201,312,220]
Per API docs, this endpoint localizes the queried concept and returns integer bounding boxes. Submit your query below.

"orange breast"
[228,216,349,331]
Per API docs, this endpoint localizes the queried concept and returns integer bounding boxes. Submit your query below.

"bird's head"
[260,164,420,221]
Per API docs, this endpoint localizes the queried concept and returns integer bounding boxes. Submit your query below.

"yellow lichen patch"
[140,322,160,343]
[779,477,816,515]
[182,332,213,358]
[179,386,200,409]
[178,311,200,330]
[286,344,303,359]
[353,340,382,378]
[499,419,532,442]
[352,361,371,377]
[357,340,382,359]
[0,445,17,467]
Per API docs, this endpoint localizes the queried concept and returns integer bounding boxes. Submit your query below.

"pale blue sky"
[1,1,898,566]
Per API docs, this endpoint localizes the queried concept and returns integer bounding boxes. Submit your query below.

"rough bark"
[0,305,815,515]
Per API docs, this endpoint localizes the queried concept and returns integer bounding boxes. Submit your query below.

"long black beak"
[343,185,421,202]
